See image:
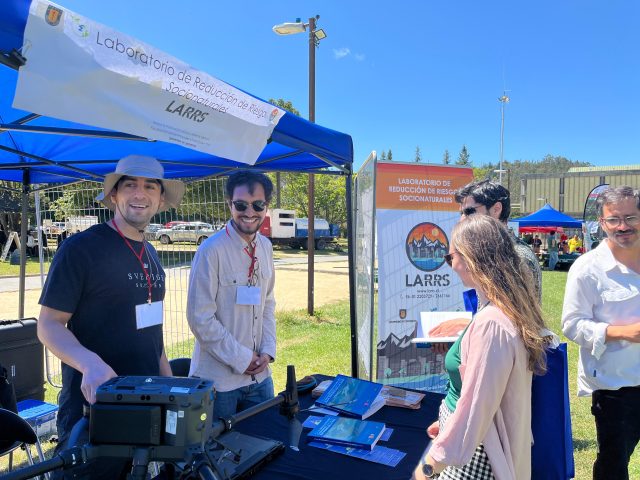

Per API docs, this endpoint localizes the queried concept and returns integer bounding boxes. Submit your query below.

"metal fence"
[34,178,227,387]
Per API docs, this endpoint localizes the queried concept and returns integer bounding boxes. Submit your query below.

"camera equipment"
[1,366,301,480]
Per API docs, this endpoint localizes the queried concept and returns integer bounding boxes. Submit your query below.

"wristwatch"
[422,461,436,478]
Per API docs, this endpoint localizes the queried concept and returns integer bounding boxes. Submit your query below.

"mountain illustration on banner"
[405,222,449,272]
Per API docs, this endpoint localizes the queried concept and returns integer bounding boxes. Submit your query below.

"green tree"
[268,98,300,208]
[380,151,387,161]
[456,145,471,166]
[473,154,592,205]
[266,98,347,230]
[387,149,393,161]
[442,150,450,165]
[268,98,300,116]
[415,146,422,163]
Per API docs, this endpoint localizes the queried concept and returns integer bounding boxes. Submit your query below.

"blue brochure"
[308,442,407,467]
[315,374,384,419]
[306,416,386,450]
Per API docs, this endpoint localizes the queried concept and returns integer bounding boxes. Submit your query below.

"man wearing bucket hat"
[37,155,184,479]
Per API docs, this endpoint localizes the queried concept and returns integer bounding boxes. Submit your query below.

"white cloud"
[333,47,351,59]
[354,53,365,62]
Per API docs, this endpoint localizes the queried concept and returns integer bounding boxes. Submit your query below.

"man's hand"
[80,360,117,404]
[607,323,640,343]
[245,352,271,376]
[428,319,470,337]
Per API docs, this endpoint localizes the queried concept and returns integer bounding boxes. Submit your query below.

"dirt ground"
[0,260,350,322]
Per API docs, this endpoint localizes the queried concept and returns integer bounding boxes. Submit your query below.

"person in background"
[568,234,582,254]
[187,171,276,420]
[454,179,541,298]
[532,234,542,254]
[428,179,542,342]
[414,215,548,479]
[547,231,559,270]
[562,186,640,480]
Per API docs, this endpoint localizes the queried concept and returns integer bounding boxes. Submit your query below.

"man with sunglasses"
[428,180,541,340]
[562,186,640,480]
[455,179,542,298]
[187,171,276,420]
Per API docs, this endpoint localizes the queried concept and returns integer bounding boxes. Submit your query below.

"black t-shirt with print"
[39,223,166,441]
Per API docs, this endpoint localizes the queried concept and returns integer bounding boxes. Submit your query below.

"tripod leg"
[127,447,151,480]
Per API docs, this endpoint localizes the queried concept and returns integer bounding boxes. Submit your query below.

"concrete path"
[0,254,349,293]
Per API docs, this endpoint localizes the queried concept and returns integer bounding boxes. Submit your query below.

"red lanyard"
[226,224,258,285]
[112,220,153,303]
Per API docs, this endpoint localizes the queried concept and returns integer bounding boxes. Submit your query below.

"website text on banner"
[14,0,284,164]
[375,162,474,392]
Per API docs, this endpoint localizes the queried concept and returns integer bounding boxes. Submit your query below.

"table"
[233,375,444,480]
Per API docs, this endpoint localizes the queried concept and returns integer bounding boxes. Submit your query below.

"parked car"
[44,221,67,235]
[163,220,188,228]
[155,222,216,245]
[144,223,164,241]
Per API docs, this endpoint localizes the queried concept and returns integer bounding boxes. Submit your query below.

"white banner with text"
[14,0,284,164]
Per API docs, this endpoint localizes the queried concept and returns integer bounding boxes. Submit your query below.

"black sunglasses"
[444,251,461,267]
[231,200,267,212]
[460,205,483,216]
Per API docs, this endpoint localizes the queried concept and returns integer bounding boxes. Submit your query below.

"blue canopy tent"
[514,203,583,228]
[0,0,358,373]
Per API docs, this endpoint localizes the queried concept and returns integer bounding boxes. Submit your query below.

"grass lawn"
[0,256,52,276]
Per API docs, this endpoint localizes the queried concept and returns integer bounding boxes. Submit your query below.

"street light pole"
[307,16,316,316]
[498,92,510,185]
[273,15,326,316]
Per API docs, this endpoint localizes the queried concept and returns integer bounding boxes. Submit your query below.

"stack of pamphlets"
[315,374,384,420]
[313,378,425,410]
[380,385,425,409]
[306,416,386,450]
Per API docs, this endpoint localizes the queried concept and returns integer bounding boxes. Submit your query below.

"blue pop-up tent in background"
[0,0,357,372]
[513,203,583,228]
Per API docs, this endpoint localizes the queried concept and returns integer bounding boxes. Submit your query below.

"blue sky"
[58,1,640,170]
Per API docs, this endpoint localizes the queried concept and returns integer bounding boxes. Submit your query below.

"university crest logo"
[45,5,63,26]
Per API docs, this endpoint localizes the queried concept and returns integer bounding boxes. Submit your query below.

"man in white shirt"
[562,185,640,480]
[187,171,276,420]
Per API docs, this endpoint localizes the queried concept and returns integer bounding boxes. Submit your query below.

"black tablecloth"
[233,375,444,480]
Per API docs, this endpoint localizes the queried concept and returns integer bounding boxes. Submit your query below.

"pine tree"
[415,146,422,163]
[456,145,470,166]
[388,149,393,161]
[380,151,387,161]
[442,150,450,165]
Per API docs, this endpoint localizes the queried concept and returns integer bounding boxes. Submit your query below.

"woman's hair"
[452,215,547,373]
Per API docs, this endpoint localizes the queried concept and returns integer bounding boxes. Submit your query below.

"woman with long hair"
[414,215,548,480]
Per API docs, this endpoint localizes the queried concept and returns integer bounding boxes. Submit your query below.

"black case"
[0,318,44,401]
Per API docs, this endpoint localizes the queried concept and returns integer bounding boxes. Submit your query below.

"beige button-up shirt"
[187,222,276,392]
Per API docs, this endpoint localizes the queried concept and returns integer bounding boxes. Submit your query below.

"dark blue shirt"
[39,223,165,441]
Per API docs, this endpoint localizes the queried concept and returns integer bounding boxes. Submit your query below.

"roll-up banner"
[375,162,473,391]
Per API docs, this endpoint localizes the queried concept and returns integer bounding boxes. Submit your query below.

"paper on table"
[411,311,473,343]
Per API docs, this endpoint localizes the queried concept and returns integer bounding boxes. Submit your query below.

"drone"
[2,365,303,480]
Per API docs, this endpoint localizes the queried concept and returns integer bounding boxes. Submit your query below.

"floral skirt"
[437,402,494,480]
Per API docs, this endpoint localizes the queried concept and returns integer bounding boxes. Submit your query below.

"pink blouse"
[428,305,533,480]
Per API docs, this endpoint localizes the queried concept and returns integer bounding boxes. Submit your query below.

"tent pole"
[346,167,358,378]
[19,169,30,319]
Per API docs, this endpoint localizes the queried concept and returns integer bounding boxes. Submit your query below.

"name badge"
[236,286,261,305]
[135,301,164,330]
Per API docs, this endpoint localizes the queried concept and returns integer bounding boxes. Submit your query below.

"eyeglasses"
[444,251,461,267]
[231,200,267,212]
[460,205,484,217]
[601,215,640,228]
